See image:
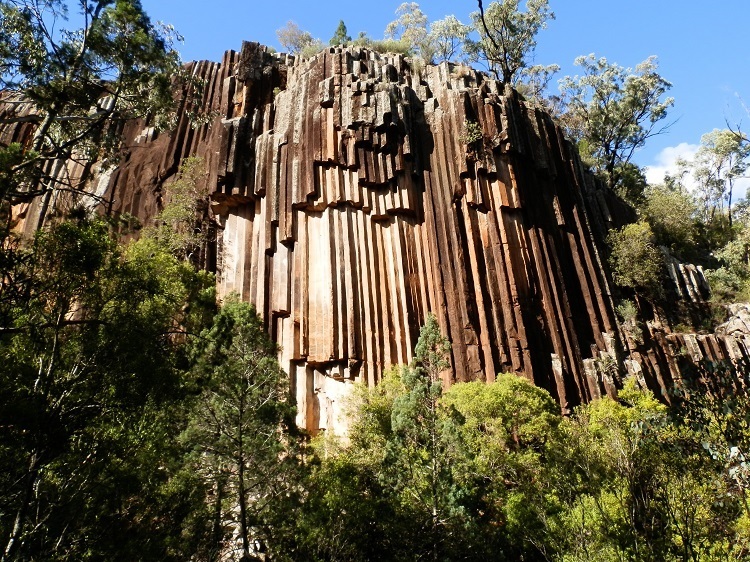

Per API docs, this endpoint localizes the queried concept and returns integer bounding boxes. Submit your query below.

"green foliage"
[276,20,319,56]
[300,39,326,59]
[607,221,666,299]
[558,380,673,561]
[183,297,300,559]
[275,22,324,59]
[559,55,674,190]
[705,266,746,303]
[702,221,750,303]
[0,0,182,203]
[145,156,210,263]
[515,62,560,107]
[329,19,351,46]
[349,31,411,56]
[429,15,471,63]
[0,217,216,560]
[296,317,487,560]
[613,160,649,207]
[368,38,412,55]
[384,2,429,59]
[460,119,484,146]
[616,299,644,343]
[641,183,698,259]
[0,144,36,214]
[467,0,554,85]
[444,374,564,555]
[685,128,750,227]
[616,299,638,324]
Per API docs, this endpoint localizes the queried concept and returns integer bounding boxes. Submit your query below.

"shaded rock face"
[200,43,621,428]
[7,42,744,430]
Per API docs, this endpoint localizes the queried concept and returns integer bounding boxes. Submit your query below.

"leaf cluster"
[558,55,674,189]
[466,0,554,85]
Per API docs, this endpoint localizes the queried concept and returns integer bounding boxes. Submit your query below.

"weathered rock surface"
[4,43,748,430]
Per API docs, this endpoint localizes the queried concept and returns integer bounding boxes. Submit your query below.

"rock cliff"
[4,42,750,431]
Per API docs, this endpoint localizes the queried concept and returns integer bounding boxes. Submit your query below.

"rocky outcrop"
[3,42,745,430]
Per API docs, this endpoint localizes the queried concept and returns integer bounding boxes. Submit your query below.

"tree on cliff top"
[384,4,471,63]
[384,2,430,59]
[329,20,351,46]
[558,55,674,190]
[0,0,182,207]
[685,128,750,227]
[467,0,554,85]
[276,20,315,55]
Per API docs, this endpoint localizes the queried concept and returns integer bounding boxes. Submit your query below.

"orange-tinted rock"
[4,44,743,430]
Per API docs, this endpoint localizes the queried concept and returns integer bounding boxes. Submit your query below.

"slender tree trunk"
[238,457,251,560]
[31,111,55,154]
[2,451,40,562]
[210,474,226,562]
[728,177,734,228]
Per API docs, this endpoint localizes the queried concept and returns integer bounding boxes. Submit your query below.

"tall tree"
[276,20,315,55]
[559,55,674,190]
[0,0,182,208]
[686,128,750,227]
[0,218,215,561]
[467,0,554,85]
[183,298,300,560]
[388,314,458,560]
[384,2,430,59]
[428,15,471,63]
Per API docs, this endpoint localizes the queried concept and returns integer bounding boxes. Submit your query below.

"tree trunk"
[2,451,40,562]
[238,458,251,560]
[31,112,55,154]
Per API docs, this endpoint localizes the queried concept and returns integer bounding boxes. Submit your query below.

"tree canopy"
[329,20,351,46]
[0,0,182,207]
[467,0,554,85]
[559,55,674,190]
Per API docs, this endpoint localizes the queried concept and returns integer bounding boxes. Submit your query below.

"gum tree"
[559,55,674,190]
[468,0,554,85]
[0,0,182,206]
[687,128,750,227]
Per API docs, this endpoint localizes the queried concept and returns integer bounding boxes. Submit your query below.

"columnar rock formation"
[4,42,750,430]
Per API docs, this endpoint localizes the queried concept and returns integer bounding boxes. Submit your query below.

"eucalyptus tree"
[384,2,430,59]
[559,55,674,190]
[276,20,318,56]
[687,128,750,227]
[428,15,471,63]
[0,0,182,207]
[467,0,554,85]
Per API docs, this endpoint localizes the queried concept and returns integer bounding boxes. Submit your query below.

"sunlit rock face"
[7,42,746,431]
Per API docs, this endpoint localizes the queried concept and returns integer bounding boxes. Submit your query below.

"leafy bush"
[460,119,483,145]
[641,183,698,259]
[607,221,666,299]
[300,40,326,59]
[368,38,413,55]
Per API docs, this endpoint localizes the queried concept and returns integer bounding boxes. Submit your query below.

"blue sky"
[140,0,750,182]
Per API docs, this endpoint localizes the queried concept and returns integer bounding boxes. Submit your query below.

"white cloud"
[644,142,750,199]
[643,142,699,186]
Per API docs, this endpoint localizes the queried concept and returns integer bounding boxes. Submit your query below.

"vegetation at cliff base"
[287,329,750,561]
[5,0,750,560]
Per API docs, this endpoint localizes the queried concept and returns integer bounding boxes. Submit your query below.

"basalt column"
[206,45,622,430]
[2,44,625,431]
